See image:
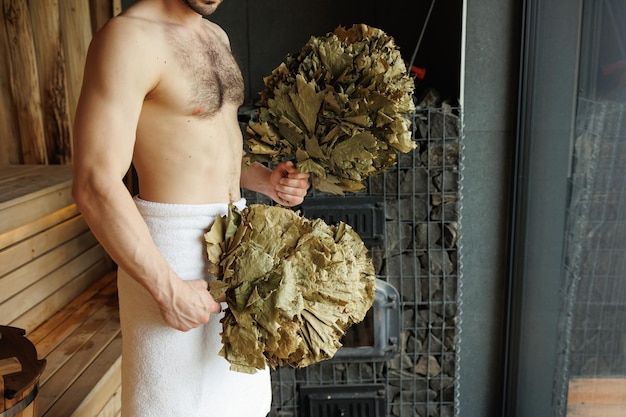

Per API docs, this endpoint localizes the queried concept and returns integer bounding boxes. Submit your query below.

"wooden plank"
[568,378,626,404]
[0,165,40,181]
[567,378,626,417]
[29,0,72,164]
[9,258,111,333]
[71,356,121,417]
[39,329,121,416]
[27,271,117,347]
[44,337,122,417]
[566,404,626,417]
[35,289,118,361]
[0,215,89,277]
[32,274,117,357]
[59,0,92,130]
[36,289,118,367]
[0,1,20,165]
[27,270,121,417]
[1,0,47,164]
[94,384,122,417]
[40,306,119,385]
[0,204,79,251]
[0,187,74,236]
[89,0,113,34]
[0,165,71,208]
[0,166,74,237]
[1,244,106,324]
[113,0,122,16]
[0,230,97,304]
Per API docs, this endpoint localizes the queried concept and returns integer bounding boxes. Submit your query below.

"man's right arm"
[72,17,220,331]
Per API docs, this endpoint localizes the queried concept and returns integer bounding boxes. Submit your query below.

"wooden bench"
[0,165,121,417]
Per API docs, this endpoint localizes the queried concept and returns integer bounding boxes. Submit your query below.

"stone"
[415,223,442,249]
[419,249,455,275]
[385,253,424,277]
[414,355,442,377]
[386,197,429,222]
[385,222,414,256]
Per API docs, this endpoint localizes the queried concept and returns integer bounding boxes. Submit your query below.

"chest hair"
[168,26,244,117]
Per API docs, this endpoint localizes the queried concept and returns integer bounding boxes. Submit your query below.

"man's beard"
[179,0,221,16]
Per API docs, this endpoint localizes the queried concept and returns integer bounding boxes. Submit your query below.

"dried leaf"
[204,204,376,373]
[247,24,416,195]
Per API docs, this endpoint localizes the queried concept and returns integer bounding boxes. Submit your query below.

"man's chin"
[180,0,222,16]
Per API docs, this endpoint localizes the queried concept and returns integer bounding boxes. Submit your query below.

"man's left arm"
[240,160,310,207]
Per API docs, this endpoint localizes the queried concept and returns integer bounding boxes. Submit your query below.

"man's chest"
[159,31,244,117]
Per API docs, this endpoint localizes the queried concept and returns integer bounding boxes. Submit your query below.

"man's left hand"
[269,161,311,207]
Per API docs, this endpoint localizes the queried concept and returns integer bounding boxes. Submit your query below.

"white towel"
[118,196,271,417]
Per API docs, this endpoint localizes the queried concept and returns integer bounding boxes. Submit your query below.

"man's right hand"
[158,278,222,331]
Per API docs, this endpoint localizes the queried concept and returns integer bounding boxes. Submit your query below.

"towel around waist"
[133,195,247,279]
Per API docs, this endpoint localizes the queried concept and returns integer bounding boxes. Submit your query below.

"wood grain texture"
[567,378,626,417]
[1,0,47,164]
[59,0,92,131]
[30,0,72,164]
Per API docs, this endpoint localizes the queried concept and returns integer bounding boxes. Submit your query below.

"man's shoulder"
[203,19,230,46]
[87,12,168,67]
[96,13,162,42]
[84,12,164,86]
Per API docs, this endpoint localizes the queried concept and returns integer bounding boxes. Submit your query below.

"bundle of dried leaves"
[204,204,376,374]
[246,24,416,195]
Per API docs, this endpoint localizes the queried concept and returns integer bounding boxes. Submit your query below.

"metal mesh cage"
[242,104,463,417]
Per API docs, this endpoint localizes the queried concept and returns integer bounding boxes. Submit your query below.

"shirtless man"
[71,0,310,416]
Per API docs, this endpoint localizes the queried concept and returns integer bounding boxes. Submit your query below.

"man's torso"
[122,5,245,204]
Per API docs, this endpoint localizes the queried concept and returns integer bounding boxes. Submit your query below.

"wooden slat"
[567,404,626,417]
[567,378,626,417]
[113,0,122,16]
[0,230,97,304]
[59,0,92,130]
[0,165,71,208]
[10,259,111,333]
[71,356,121,417]
[34,288,118,360]
[0,165,39,179]
[0,203,79,251]
[27,271,116,347]
[27,271,121,417]
[0,188,75,238]
[0,167,74,238]
[89,0,113,34]
[29,0,72,164]
[1,0,47,164]
[45,337,122,417]
[568,378,626,404]
[40,305,119,385]
[0,5,20,165]
[0,215,89,277]
[1,244,106,324]
[94,383,122,417]
[39,330,121,416]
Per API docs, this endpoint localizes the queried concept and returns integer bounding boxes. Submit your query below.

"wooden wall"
[0,0,121,166]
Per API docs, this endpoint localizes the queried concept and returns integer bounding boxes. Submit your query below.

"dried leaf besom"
[247,24,416,195]
[204,204,376,374]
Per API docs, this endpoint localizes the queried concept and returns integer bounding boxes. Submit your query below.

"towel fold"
[118,196,271,417]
